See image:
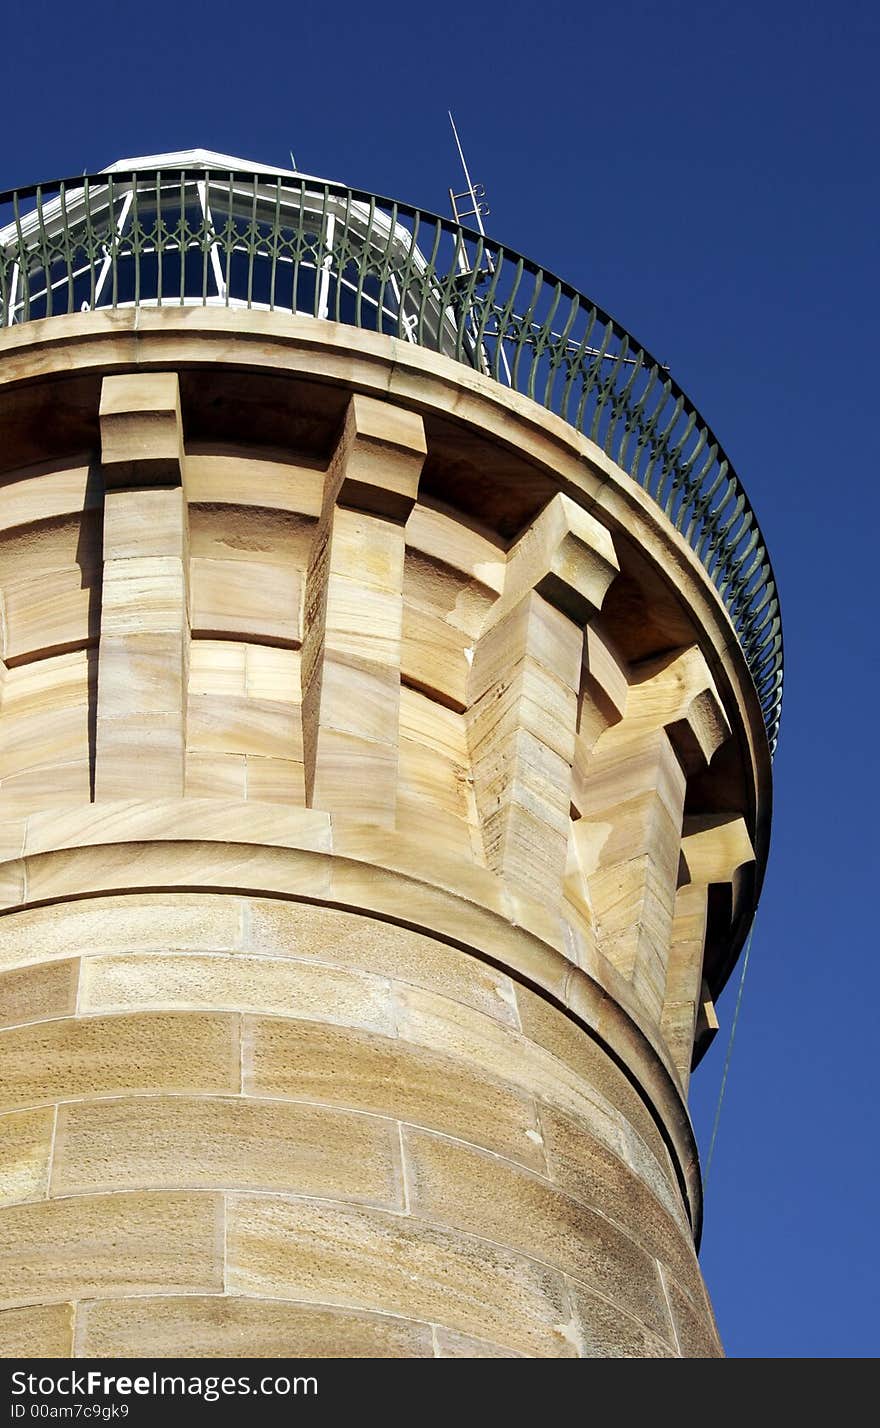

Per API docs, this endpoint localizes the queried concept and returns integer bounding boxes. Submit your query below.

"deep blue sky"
[4,0,877,1359]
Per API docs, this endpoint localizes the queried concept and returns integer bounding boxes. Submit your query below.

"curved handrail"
[0,168,782,751]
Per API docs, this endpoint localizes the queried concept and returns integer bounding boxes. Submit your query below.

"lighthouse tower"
[0,151,779,1358]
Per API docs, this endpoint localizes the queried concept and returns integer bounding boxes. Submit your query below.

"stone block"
[0,1192,222,1308]
[78,1296,433,1359]
[400,604,470,709]
[188,639,248,697]
[0,762,91,817]
[0,702,90,781]
[101,557,187,636]
[245,901,519,1027]
[0,894,244,973]
[571,1283,675,1358]
[190,558,301,644]
[187,694,303,761]
[102,486,187,559]
[2,566,95,662]
[662,1269,723,1358]
[99,372,183,486]
[331,394,425,522]
[0,1012,239,1112]
[245,757,306,804]
[52,1096,401,1206]
[185,752,248,799]
[0,958,78,1028]
[246,644,302,702]
[80,952,394,1034]
[95,715,185,799]
[0,1303,74,1357]
[307,727,398,824]
[0,1108,54,1206]
[97,632,187,718]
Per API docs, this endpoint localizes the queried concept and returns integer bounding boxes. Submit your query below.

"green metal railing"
[0,168,782,751]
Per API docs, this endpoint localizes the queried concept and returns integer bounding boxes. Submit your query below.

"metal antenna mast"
[448,111,490,233]
[447,111,511,382]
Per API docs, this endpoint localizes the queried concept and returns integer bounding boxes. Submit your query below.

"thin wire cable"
[704,917,757,1184]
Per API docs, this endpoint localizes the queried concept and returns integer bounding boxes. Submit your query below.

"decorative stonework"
[0,310,770,1357]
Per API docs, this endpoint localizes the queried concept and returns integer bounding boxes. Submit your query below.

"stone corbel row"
[91,377,756,1087]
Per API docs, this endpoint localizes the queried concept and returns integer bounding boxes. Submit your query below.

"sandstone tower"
[0,151,780,1358]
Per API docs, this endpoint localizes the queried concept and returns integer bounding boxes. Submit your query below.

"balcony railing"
[0,168,782,751]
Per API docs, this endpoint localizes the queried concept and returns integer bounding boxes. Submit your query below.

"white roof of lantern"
[101,149,332,184]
